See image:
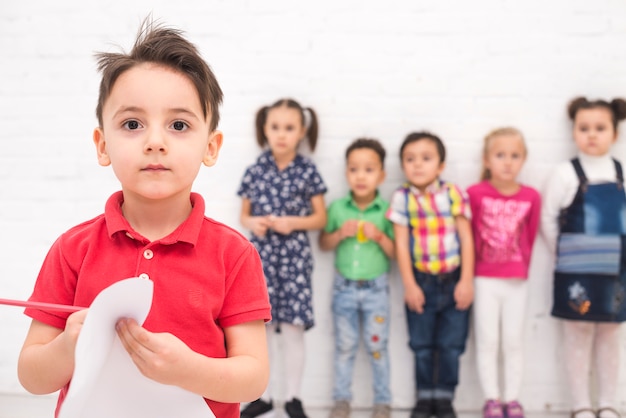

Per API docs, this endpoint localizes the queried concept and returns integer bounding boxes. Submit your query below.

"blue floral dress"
[237,150,327,330]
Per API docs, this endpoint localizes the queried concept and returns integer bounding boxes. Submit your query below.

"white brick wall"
[1,0,626,412]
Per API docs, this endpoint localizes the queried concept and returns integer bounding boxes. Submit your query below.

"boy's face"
[345,148,385,202]
[93,63,222,203]
[401,139,445,192]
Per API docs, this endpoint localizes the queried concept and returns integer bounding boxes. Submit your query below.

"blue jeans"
[332,272,391,404]
[406,268,469,400]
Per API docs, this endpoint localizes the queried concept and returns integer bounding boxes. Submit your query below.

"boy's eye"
[172,121,188,131]
[124,120,141,130]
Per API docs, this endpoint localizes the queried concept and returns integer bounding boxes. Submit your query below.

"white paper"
[58,277,214,418]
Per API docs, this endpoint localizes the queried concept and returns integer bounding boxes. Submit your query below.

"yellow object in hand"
[356,220,368,243]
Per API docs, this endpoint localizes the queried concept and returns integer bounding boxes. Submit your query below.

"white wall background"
[1,0,626,414]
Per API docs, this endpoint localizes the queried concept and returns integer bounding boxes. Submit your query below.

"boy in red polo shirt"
[17,19,271,418]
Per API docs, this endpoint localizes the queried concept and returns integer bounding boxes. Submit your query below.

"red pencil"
[0,298,87,313]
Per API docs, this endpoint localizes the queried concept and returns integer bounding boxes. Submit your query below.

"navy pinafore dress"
[552,158,626,322]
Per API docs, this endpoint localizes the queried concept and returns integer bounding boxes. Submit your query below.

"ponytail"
[568,96,626,131]
[255,106,270,148]
[304,107,318,151]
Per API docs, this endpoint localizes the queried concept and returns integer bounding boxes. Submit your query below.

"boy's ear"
[438,161,446,176]
[378,169,387,185]
[93,128,111,167]
[203,130,224,167]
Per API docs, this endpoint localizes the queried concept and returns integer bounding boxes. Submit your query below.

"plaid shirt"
[386,180,471,274]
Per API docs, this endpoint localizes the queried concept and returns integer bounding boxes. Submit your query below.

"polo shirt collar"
[346,191,384,211]
[104,191,205,246]
[408,179,443,196]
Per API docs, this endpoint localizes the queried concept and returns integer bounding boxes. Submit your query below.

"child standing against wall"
[542,97,626,418]
[238,98,327,418]
[467,128,541,418]
[319,138,395,418]
[386,132,474,418]
[17,20,272,418]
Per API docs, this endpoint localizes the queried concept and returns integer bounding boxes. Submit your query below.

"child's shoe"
[285,398,308,418]
[241,398,274,418]
[433,398,456,418]
[483,400,504,418]
[410,399,433,418]
[371,404,391,418]
[329,400,350,418]
[504,401,524,418]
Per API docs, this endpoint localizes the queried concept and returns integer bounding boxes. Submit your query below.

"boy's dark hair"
[400,131,446,163]
[95,18,223,132]
[255,98,319,151]
[567,96,626,131]
[345,138,386,168]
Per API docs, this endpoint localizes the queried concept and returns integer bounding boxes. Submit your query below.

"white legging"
[261,322,306,402]
[562,320,621,412]
[473,277,528,402]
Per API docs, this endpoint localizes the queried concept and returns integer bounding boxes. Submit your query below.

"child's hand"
[116,318,192,386]
[249,216,272,238]
[404,283,426,314]
[338,220,359,239]
[361,222,383,242]
[269,215,294,235]
[61,309,89,353]
[454,280,474,310]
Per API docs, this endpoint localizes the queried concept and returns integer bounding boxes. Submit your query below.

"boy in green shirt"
[319,138,395,418]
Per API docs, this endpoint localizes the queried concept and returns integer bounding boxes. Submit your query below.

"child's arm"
[18,311,88,394]
[270,194,327,234]
[240,198,272,238]
[394,224,425,313]
[454,215,474,310]
[319,219,359,251]
[115,318,269,402]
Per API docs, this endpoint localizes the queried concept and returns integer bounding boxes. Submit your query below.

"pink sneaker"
[483,400,504,418]
[504,401,524,418]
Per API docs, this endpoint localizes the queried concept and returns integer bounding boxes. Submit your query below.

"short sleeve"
[449,184,471,220]
[304,162,327,199]
[386,189,409,226]
[324,200,340,233]
[236,167,253,198]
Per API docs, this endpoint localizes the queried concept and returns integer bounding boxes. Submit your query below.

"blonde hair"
[480,127,526,181]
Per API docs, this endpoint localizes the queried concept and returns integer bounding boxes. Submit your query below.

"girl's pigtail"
[255,106,269,148]
[305,107,319,151]
[611,98,626,123]
[567,96,588,121]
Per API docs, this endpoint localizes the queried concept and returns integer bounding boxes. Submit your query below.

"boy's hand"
[249,216,272,238]
[454,279,474,310]
[61,309,89,354]
[116,318,191,386]
[338,220,359,239]
[404,283,426,314]
[361,222,383,242]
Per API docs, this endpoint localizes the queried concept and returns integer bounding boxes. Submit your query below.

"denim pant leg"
[406,274,438,399]
[332,273,360,401]
[361,275,391,405]
[435,277,470,398]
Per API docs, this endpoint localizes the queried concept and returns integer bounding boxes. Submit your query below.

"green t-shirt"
[324,192,394,280]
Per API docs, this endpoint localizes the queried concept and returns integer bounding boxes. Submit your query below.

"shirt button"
[139,273,150,280]
[143,249,154,260]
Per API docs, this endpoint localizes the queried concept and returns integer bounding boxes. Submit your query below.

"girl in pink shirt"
[467,128,541,418]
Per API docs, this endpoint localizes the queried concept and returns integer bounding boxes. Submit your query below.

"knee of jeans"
[336,333,359,353]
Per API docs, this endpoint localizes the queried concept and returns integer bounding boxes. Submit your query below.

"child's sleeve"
[323,201,338,233]
[304,162,328,198]
[236,167,253,198]
[449,184,471,220]
[386,189,409,226]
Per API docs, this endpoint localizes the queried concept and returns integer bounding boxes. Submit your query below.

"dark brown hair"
[567,96,626,131]
[255,98,319,151]
[400,131,446,163]
[95,18,223,131]
[345,138,386,168]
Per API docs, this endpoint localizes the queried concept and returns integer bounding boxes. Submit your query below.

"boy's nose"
[144,130,167,152]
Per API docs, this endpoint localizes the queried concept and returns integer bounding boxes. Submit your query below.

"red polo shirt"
[25,191,271,418]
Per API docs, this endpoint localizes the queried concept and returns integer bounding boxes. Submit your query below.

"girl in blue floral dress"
[238,98,327,418]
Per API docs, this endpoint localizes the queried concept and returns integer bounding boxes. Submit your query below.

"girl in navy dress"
[238,98,327,418]
[542,97,626,418]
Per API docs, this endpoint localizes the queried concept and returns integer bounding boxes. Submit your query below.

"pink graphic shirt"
[467,181,541,279]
